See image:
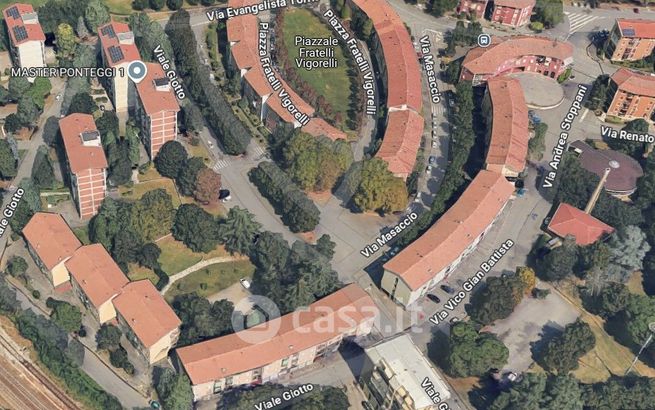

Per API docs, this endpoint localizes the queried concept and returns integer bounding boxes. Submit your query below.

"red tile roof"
[494,0,535,8]
[65,244,128,309]
[59,114,108,174]
[384,170,514,290]
[352,0,422,112]
[98,21,140,68]
[302,118,347,140]
[485,77,529,174]
[548,203,614,246]
[616,19,655,39]
[176,284,376,385]
[2,3,45,45]
[610,68,655,98]
[243,66,274,98]
[376,110,424,177]
[226,14,258,44]
[113,280,181,348]
[230,40,258,71]
[462,36,574,76]
[136,63,180,116]
[22,213,81,271]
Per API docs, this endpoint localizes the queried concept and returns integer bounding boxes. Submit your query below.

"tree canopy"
[440,322,508,378]
[539,319,596,374]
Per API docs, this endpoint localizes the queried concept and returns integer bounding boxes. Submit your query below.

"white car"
[240,278,251,289]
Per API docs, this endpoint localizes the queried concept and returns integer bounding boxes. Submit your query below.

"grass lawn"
[165,260,254,300]
[119,179,182,208]
[627,271,646,296]
[185,141,212,164]
[127,263,159,286]
[0,0,46,10]
[72,226,91,245]
[555,282,655,382]
[281,8,355,129]
[156,236,228,275]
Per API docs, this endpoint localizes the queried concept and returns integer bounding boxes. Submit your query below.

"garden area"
[278,8,358,131]
[165,260,254,300]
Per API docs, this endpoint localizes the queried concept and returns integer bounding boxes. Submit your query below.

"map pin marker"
[127,60,147,83]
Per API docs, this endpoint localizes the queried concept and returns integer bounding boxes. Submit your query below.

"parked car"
[431,140,438,148]
[425,165,432,174]
[440,284,455,294]
[219,189,231,202]
[240,278,251,289]
[427,294,441,304]
[449,316,460,324]
[428,156,437,166]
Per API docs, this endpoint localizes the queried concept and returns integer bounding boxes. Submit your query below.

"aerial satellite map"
[0,0,655,409]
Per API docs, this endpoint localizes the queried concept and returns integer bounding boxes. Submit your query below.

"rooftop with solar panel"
[2,3,45,45]
[98,21,141,67]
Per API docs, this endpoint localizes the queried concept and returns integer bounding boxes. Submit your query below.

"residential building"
[2,3,45,76]
[483,77,529,178]
[113,280,181,364]
[606,19,655,62]
[376,110,425,179]
[460,36,574,85]
[606,68,655,121]
[382,170,514,308]
[59,114,108,219]
[360,334,451,410]
[175,284,377,401]
[134,63,180,159]
[98,21,141,113]
[490,0,535,28]
[65,244,129,324]
[457,0,488,20]
[301,118,347,141]
[547,203,614,246]
[569,140,643,197]
[22,213,81,289]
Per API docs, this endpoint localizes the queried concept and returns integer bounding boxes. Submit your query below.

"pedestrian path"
[565,12,603,34]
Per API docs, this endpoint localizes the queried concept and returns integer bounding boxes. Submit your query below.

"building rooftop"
[98,21,140,67]
[610,68,655,98]
[383,170,514,290]
[376,110,424,177]
[301,118,347,140]
[485,77,529,174]
[176,284,377,385]
[569,140,644,194]
[548,203,614,246]
[65,244,129,309]
[365,334,451,408]
[2,3,45,45]
[494,0,535,7]
[22,213,81,271]
[113,280,181,348]
[462,36,574,76]
[135,63,180,116]
[616,18,655,39]
[59,114,108,174]
[243,65,273,99]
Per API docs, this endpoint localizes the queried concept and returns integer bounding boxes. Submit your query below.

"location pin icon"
[127,60,148,83]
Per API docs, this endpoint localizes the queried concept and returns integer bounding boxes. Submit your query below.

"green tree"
[27,78,52,110]
[7,256,28,277]
[469,274,525,325]
[314,234,336,260]
[582,376,655,410]
[31,146,56,189]
[218,207,262,255]
[84,0,110,33]
[154,367,193,410]
[8,76,31,102]
[167,0,184,10]
[491,373,583,410]
[353,158,408,213]
[585,74,610,111]
[441,322,509,377]
[177,157,205,196]
[150,0,166,11]
[172,204,219,253]
[605,226,650,283]
[130,189,175,242]
[429,0,457,17]
[48,299,82,333]
[171,294,234,346]
[607,119,650,158]
[55,23,76,60]
[95,324,122,351]
[137,243,161,270]
[0,140,17,179]
[155,141,187,179]
[585,282,630,318]
[540,236,578,281]
[107,141,133,186]
[533,0,564,28]
[528,122,548,161]
[16,96,40,127]
[182,103,204,134]
[67,92,97,115]
[540,319,596,374]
